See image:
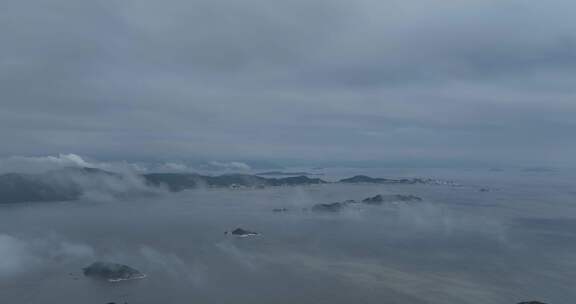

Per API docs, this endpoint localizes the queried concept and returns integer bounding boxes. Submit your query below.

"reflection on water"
[0,168,575,304]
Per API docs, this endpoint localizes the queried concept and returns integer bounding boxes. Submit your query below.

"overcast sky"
[1,0,575,167]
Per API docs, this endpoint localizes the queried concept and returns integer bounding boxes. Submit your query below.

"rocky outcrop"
[362,194,422,204]
[83,262,146,282]
[339,175,457,186]
[228,228,259,237]
[312,202,348,212]
[312,194,423,212]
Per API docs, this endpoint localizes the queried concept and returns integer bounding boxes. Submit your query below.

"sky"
[1,0,575,167]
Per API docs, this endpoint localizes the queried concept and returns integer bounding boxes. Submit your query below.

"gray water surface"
[1,169,575,304]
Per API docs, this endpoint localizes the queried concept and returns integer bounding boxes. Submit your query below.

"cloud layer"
[1,0,575,166]
[0,234,94,277]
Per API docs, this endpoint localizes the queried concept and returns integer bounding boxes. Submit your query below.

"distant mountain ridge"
[0,168,327,203]
[256,171,323,176]
[0,168,453,204]
[339,175,458,186]
[143,173,326,191]
[340,175,430,184]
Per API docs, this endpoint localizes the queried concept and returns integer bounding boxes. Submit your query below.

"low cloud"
[0,154,146,175]
[139,246,205,286]
[157,162,194,173]
[0,234,94,277]
[0,154,94,174]
[0,154,165,203]
[205,161,252,172]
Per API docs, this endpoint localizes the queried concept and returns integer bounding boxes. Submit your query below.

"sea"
[1,167,575,304]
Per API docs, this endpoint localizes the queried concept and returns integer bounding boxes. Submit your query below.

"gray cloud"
[1,0,575,166]
[0,234,94,277]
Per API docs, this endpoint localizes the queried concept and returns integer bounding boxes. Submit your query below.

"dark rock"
[83,262,146,282]
[362,194,384,204]
[312,202,348,212]
[517,302,548,304]
[311,194,422,211]
[272,208,289,212]
[229,228,259,237]
[362,194,422,204]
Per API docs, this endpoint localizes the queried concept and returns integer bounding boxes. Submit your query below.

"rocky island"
[83,262,146,282]
[312,194,423,212]
[227,228,259,237]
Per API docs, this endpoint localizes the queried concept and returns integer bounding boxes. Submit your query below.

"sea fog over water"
[1,167,576,304]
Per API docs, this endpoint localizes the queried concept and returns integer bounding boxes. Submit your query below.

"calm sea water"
[1,168,575,304]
